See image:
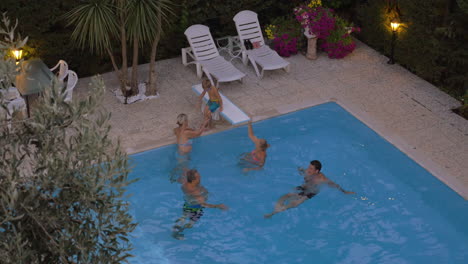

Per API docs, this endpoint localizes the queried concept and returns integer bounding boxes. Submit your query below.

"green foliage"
[1,0,298,79]
[456,0,468,13]
[64,0,119,55]
[356,0,468,100]
[326,16,353,45]
[0,0,105,77]
[322,0,356,9]
[268,16,302,40]
[126,0,175,45]
[0,16,137,263]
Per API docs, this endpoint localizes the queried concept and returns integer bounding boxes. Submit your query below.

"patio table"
[15,59,54,117]
[215,35,243,62]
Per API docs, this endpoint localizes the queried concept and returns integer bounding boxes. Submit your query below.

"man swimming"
[172,169,228,240]
[264,160,355,218]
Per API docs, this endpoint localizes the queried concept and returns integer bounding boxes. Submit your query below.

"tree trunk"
[147,33,161,96]
[106,47,124,93]
[147,6,163,96]
[118,0,128,97]
[131,37,139,95]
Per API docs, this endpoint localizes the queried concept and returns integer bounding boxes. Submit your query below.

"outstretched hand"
[344,191,356,195]
[217,204,229,210]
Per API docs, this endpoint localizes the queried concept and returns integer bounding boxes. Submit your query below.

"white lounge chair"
[184,25,245,87]
[64,70,78,102]
[192,84,250,125]
[233,10,290,78]
[50,60,69,81]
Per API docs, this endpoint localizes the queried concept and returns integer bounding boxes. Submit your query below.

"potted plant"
[294,0,360,59]
[294,1,335,59]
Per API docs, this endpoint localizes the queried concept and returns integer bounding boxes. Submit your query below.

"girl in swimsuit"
[239,119,269,172]
[171,114,209,182]
[198,79,223,130]
[173,114,208,154]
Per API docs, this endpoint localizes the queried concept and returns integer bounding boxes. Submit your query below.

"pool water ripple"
[128,103,468,263]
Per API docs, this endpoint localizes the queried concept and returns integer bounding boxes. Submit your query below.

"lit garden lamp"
[12,48,24,64]
[388,19,401,65]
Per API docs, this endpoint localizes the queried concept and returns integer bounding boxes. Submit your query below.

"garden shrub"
[1,0,300,78]
[0,16,137,261]
[355,0,468,105]
[294,3,359,59]
[265,16,302,57]
[321,16,360,59]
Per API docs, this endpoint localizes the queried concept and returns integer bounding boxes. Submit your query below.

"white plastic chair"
[233,10,290,78]
[184,24,245,87]
[5,97,26,129]
[64,70,78,102]
[50,60,69,81]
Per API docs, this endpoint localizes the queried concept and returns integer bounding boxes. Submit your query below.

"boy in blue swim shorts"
[198,79,223,129]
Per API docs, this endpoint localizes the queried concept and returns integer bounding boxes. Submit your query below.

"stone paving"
[74,40,468,199]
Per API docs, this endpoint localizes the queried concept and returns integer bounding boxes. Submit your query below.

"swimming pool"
[128,102,468,264]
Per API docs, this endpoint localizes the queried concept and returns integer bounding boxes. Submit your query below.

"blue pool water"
[128,102,468,264]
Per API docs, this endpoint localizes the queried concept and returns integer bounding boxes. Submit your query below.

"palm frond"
[126,0,174,44]
[63,0,119,55]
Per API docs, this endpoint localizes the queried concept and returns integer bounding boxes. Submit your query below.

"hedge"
[354,0,468,99]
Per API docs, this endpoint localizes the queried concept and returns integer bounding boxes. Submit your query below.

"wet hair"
[176,113,187,126]
[310,160,322,171]
[260,139,269,151]
[186,169,198,183]
[202,78,212,90]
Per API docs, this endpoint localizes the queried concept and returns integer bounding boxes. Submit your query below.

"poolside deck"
[74,40,468,199]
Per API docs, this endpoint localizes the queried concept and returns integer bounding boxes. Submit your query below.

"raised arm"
[247,121,259,143]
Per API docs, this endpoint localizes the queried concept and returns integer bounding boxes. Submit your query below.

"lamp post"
[388,19,400,64]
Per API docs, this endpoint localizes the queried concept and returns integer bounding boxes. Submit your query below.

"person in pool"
[264,160,355,218]
[172,169,228,240]
[198,79,223,130]
[171,114,209,183]
[173,113,209,155]
[239,119,269,172]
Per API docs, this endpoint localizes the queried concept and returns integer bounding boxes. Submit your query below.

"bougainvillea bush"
[265,16,301,57]
[294,5,335,39]
[294,1,360,59]
[321,16,360,58]
[273,34,298,57]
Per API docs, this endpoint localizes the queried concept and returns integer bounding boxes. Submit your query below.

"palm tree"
[126,0,174,96]
[64,0,129,94]
[147,0,174,96]
[65,0,174,100]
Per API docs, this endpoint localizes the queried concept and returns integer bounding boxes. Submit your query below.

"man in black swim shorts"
[264,160,355,218]
[172,169,228,240]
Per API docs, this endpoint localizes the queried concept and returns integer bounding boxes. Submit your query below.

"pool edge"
[125,98,468,200]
